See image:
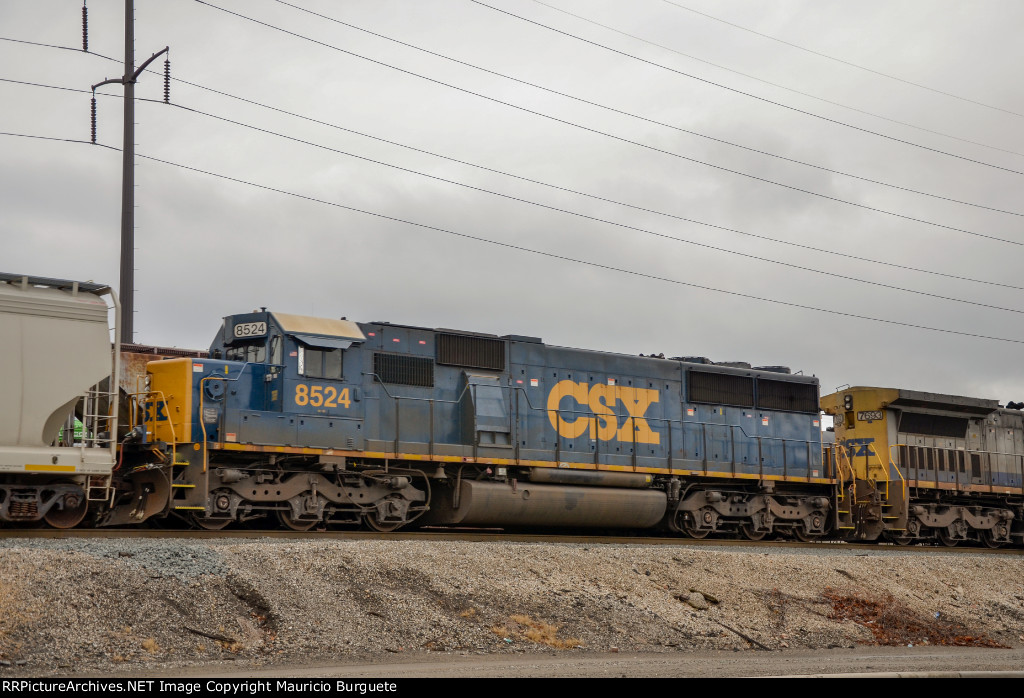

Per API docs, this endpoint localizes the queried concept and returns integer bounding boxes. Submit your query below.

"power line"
[6,128,1023,344]
[6,74,1024,294]
[661,0,1024,120]
[528,0,1024,159]
[155,97,1024,316]
[468,0,1024,178]
[189,2,1024,246]
[160,78,1024,291]
[267,0,1023,218]
[9,26,1023,222]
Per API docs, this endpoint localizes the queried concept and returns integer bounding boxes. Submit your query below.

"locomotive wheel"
[680,516,710,539]
[277,509,318,532]
[740,524,768,541]
[43,491,88,529]
[935,527,959,547]
[191,513,231,530]
[792,527,821,543]
[363,512,403,532]
[885,532,914,546]
[980,529,1004,549]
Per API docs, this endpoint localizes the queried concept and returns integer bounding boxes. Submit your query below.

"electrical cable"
[5,73,1024,294]
[268,0,1024,218]
[468,0,1024,177]
[191,1,1024,246]
[527,0,1024,159]
[4,129,1024,346]
[154,96,1024,316]
[661,0,1024,120]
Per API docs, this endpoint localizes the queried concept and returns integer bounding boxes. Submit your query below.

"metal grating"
[757,379,819,413]
[373,352,434,387]
[436,333,505,371]
[688,370,754,407]
[897,412,968,438]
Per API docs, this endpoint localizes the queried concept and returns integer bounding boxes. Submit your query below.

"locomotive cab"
[205,311,367,446]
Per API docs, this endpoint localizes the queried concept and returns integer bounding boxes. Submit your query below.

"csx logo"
[143,400,169,422]
[546,380,660,444]
[842,437,875,458]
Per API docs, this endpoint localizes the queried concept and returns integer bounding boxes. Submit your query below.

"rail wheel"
[980,529,1004,549]
[740,523,768,541]
[44,490,88,529]
[884,532,914,546]
[363,511,403,532]
[678,511,711,539]
[191,513,231,530]
[935,527,959,547]
[277,509,318,531]
[793,527,822,543]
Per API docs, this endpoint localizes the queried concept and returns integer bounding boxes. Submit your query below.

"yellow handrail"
[131,390,177,470]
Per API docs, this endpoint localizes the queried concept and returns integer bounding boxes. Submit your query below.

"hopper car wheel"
[191,514,231,531]
[277,509,318,532]
[740,524,768,541]
[44,491,88,529]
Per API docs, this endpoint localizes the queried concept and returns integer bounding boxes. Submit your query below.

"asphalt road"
[165,647,1024,678]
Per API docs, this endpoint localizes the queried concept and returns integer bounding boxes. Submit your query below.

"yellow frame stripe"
[25,464,76,472]
[212,442,835,485]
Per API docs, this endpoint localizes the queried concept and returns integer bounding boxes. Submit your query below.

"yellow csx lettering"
[546,380,660,444]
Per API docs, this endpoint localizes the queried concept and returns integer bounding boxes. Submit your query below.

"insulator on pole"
[163,59,170,103]
[90,95,97,143]
[82,3,89,52]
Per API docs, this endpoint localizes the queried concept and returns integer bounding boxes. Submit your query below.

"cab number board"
[857,410,883,421]
[295,384,351,408]
[233,322,267,338]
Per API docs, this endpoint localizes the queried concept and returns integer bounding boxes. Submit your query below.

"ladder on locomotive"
[831,444,907,536]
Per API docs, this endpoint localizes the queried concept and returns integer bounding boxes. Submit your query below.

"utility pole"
[89,0,169,345]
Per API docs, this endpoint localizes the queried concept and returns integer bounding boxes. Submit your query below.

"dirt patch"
[823,588,1008,647]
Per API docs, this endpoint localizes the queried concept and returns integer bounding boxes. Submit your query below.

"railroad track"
[1,526,1020,554]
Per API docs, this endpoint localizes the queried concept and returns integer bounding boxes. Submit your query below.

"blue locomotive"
[109,309,829,537]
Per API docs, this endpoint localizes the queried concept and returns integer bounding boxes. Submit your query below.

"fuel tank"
[424,479,667,529]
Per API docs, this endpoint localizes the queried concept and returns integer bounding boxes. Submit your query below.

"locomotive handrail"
[135,389,178,470]
[507,385,822,478]
[888,442,1024,492]
[346,376,824,479]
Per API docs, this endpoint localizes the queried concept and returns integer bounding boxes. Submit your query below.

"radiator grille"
[373,353,434,387]
[436,333,505,371]
[757,379,819,413]
[688,370,754,407]
[898,412,968,438]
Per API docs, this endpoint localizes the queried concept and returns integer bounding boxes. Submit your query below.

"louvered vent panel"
[688,370,754,407]
[436,333,505,371]
[898,412,968,438]
[374,352,434,387]
[757,379,819,413]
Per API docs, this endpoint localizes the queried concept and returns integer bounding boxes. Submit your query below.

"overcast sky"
[3,0,1024,403]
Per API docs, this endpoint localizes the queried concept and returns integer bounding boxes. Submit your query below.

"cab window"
[298,346,343,379]
[225,341,266,363]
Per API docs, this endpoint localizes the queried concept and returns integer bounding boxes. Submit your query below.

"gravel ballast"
[0,537,1021,676]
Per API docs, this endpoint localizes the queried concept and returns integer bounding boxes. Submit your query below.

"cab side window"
[298,346,343,379]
